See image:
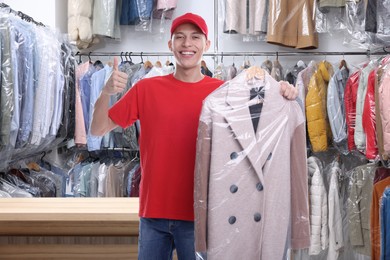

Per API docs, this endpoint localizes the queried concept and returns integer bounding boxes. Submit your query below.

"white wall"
[2,0,67,33]
[2,0,373,69]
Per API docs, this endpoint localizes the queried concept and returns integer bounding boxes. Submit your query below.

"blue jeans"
[138,218,196,260]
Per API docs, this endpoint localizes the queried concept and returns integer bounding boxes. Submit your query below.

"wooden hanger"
[339,59,349,73]
[246,66,265,81]
[144,59,153,69]
[155,59,162,68]
[27,161,40,172]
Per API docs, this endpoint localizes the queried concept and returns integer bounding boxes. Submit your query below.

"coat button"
[254,213,261,222]
[230,152,238,160]
[256,182,263,191]
[230,185,238,193]
[228,216,236,225]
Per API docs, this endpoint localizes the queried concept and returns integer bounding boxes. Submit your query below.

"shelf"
[0,198,140,236]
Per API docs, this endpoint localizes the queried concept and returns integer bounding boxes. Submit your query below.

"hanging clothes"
[307,156,328,255]
[327,64,349,146]
[344,69,361,152]
[348,164,376,256]
[305,61,334,152]
[362,67,379,160]
[224,0,268,35]
[354,60,377,153]
[371,176,390,260]
[267,0,318,48]
[194,67,309,259]
[0,9,73,170]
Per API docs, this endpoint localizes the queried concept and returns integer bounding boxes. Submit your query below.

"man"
[91,12,298,260]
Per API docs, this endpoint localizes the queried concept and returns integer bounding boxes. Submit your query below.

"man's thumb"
[113,57,119,71]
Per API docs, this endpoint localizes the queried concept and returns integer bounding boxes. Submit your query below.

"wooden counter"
[0,198,140,259]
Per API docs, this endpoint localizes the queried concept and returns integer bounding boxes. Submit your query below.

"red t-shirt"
[109,74,223,221]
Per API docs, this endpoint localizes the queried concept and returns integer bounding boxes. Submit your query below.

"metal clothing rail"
[0,2,45,27]
[76,50,389,58]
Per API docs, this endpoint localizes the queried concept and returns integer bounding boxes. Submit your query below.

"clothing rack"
[76,49,390,59]
[0,2,45,27]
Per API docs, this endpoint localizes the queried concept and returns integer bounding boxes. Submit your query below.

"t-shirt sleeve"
[108,83,140,128]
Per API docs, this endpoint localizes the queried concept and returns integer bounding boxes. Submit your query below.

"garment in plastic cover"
[305,61,334,152]
[377,59,390,160]
[223,0,268,37]
[0,178,33,197]
[135,0,154,32]
[344,0,375,49]
[92,0,121,40]
[380,187,390,259]
[68,0,99,49]
[194,66,310,259]
[315,0,346,34]
[266,0,318,49]
[346,164,380,258]
[326,62,349,155]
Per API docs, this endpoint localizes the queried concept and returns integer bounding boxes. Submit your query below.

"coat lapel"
[224,72,287,185]
[224,76,267,183]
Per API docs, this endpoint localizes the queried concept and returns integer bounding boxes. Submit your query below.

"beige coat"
[194,69,310,259]
[266,0,318,49]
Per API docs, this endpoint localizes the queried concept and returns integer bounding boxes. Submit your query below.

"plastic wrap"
[354,61,377,154]
[347,164,376,257]
[3,170,41,197]
[377,60,390,159]
[375,0,390,44]
[135,0,154,32]
[29,26,61,149]
[344,0,372,49]
[266,0,318,49]
[0,178,33,197]
[362,68,378,160]
[315,0,346,34]
[0,190,11,198]
[8,17,35,150]
[305,61,334,152]
[0,12,14,169]
[285,60,306,86]
[68,0,99,49]
[152,0,177,35]
[293,154,374,260]
[194,67,309,259]
[223,0,268,36]
[213,61,226,81]
[153,0,177,20]
[344,67,361,152]
[92,0,121,40]
[369,166,390,259]
[326,62,349,154]
[380,187,390,259]
[307,156,328,255]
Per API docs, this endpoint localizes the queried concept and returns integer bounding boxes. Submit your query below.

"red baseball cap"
[170,13,208,39]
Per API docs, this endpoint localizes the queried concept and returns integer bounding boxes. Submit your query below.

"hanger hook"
[76,51,82,64]
[141,52,144,63]
[221,52,224,64]
[88,52,92,63]
[129,52,133,63]
[40,151,47,161]
[120,51,124,62]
